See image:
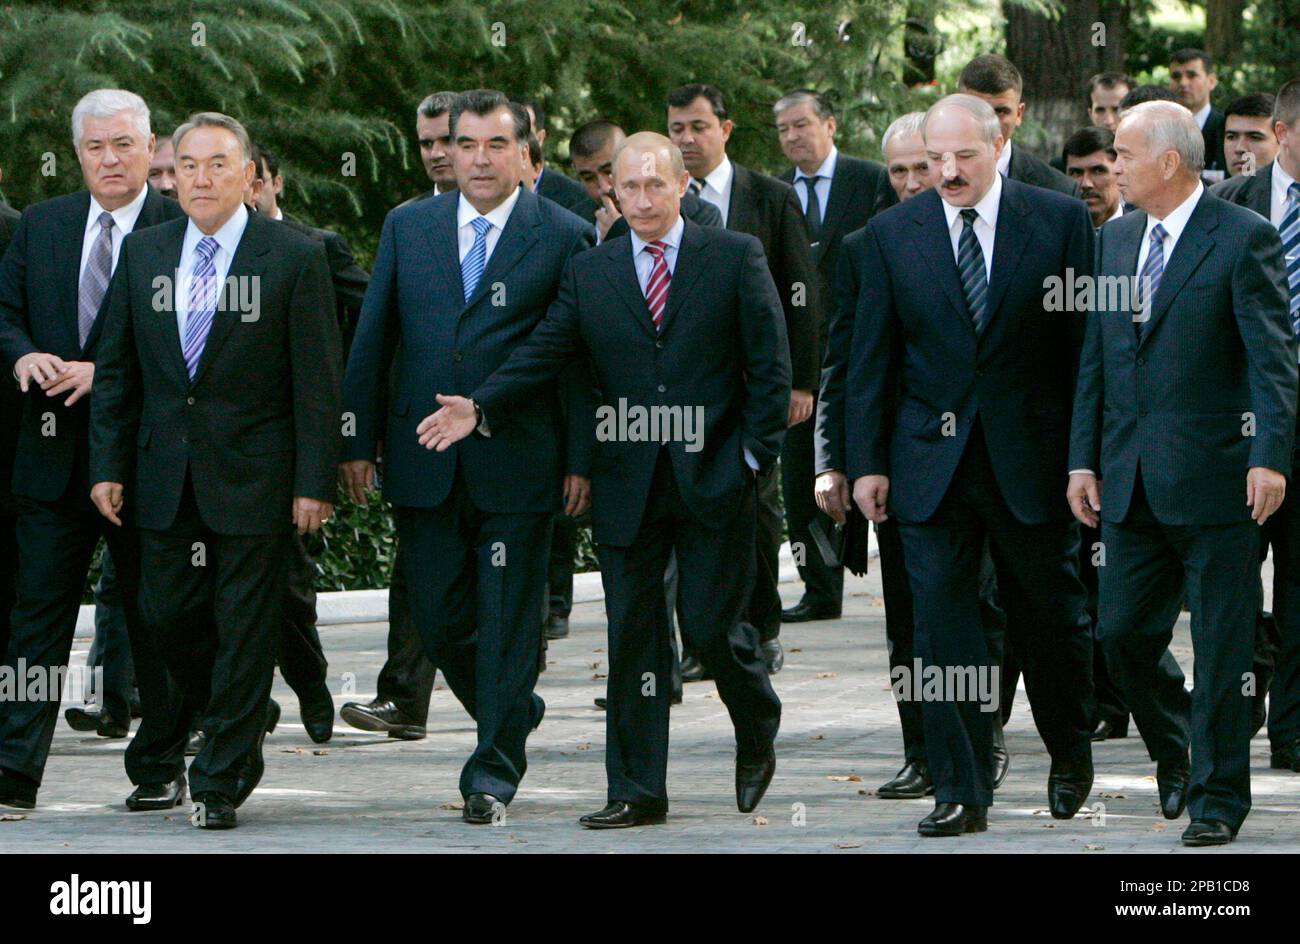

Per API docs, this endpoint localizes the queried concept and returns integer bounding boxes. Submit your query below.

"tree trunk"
[1206,0,1245,69]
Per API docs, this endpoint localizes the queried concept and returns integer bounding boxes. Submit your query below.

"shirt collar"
[88,184,149,236]
[457,184,522,233]
[942,170,1003,233]
[184,202,250,261]
[1194,103,1212,129]
[996,140,1012,177]
[1145,181,1203,244]
[1273,159,1299,203]
[630,214,685,259]
[1104,202,1125,225]
[532,166,543,193]
[698,154,733,196]
[795,145,838,183]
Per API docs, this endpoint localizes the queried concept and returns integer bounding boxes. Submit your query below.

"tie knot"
[471,216,492,237]
[196,236,219,261]
[97,211,114,231]
[960,208,978,225]
[690,178,705,195]
[1150,223,1168,245]
[802,175,821,187]
[644,240,667,258]
[1289,182,1300,203]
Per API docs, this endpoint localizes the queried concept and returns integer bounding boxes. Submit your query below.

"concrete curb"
[75,532,880,634]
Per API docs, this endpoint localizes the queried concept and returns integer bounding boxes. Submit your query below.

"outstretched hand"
[416,394,478,451]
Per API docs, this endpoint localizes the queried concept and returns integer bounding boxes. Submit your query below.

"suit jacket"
[537,167,598,222]
[1009,143,1081,197]
[606,190,721,240]
[274,214,370,346]
[1210,162,1273,218]
[0,187,184,505]
[473,219,790,547]
[0,202,21,516]
[1202,107,1228,176]
[725,162,820,390]
[342,186,594,513]
[89,211,343,535]
[1069,190,1296,525]
[845,178,1094,525]
[779,154,897,340]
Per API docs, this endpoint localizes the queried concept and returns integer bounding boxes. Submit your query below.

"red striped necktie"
[642,240,671,329]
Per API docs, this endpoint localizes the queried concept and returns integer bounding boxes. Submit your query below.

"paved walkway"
[3,566,1298,853]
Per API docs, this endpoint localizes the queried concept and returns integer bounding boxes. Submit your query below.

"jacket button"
[655,340,664,349]
[186,396,195,405]
[1136,357,1145,367]
[453,353,463,363]
[657,384,666,393]
[1138,409,1149,418]
[181,434,189,444]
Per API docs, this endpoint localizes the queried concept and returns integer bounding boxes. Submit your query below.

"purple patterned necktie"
[77,211,115,347]
[182,236,221,381]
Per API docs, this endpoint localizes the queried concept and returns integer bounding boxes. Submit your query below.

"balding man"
[848,95,1096,837]
[1069,100,1297,846]
[423,132,789,828]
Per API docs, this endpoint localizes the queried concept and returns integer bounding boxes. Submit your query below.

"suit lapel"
[814,159,857,263]
[415,194,463,305]
[909,192,975,339]
[726,162,754,233]
[1247,164,1274,219]
[57,192,91,350]
[1139,192,1218,348]
[191,212,269,386]
[602,238,657,339]
[658,219,710,336]
[1112,214,1145,354]
[148,226,190,386]
[461,187,540,314]
[983,180,1031,330]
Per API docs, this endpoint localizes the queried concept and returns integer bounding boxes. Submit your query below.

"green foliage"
[305,492,398,591]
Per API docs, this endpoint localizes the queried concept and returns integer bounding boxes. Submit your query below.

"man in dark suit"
[422,132,788,827]
[89,111,343,830]
[0,172,19,668]
[0,90,185,812]
[959,54,1080,198]
[667,83,819,676]
[1221,94,1279,181]
[1170,49,1228,182]
[1069,100,1297,846]
[848,95,1096,837]
[775,88,895,624]
[1209,79,1300,771]
[341,90,593,823]
[511,98,598,223]
[402,91,460,205]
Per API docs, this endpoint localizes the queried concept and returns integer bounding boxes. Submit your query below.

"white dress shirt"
[79,185,149,283]
[457,185,521,264]
[1272,159,1299,231]
[692,155,734,227]
[793,145,837,223]
[630,215,683,290]
[175,203,250,341]
[942,170,1002,283]
[996,140,1012,178]
[1193,102,1212,130]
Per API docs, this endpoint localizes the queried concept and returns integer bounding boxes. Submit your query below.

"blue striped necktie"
[1281,182,1300,342]
[461,216,492,302]
[1135,223,1167,342]
[957,208,988,333]
[182,236,221,381]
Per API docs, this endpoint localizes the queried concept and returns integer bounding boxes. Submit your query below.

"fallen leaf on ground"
[834,841,862,849]
[751,815,768,826]
[829,774,862,782]
[1083,843,1105,851]
[0,813,26,822]
[439,801,465,810]
[816,672,837,679]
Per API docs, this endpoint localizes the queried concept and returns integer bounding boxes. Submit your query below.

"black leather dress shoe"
[780,600,841,623]
[679,655,711,682]
[185,729,207,757]
[544,613,570,640]
[759,638,784,675]
[594,697,607,710]
[1269,738,1300,771]
[339,699,427,740]
[918,802,987,836]
[463,793,504,824]
[233,728,266,809]
[191,793,237,830]
[65,705,130,738]
[736,748,776,813]
[1181,819,1236,846]
[579,801,667,829]
[265,697,281,733]
[0,769,37,810]
[1091,715,1129,741]
[877,761,934,799]
[298,687,335,744]
[991,721,1010,789]
[1047,757,1094,819]
[1251,695,1268,740]
[1156,756,1191,820]
[126,775,187,812]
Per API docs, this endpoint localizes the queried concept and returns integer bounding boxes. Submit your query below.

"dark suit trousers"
[548,512,578,618]
[277,533,328,697]
[395,474,549,803]
[897,423,1093,807]
[781,404,844,610]
[0,512,17,667]
[138,472,287,799]
[375,540,438,723]
[0,468,178,787]
[881,517,1015,765]
[742,462,785,643]
[1098,472,1258,830]
[1258,506,1294,744]
[86,549,137,718]
[596,449,781,810]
